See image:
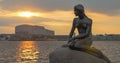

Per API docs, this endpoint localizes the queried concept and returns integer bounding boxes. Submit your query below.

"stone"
[49,47,109,63]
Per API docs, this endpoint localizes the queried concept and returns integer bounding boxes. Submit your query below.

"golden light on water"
[17,11,40,18]
[17,41,39,63]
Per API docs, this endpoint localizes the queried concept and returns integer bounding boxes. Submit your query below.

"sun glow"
[17,11,40,18]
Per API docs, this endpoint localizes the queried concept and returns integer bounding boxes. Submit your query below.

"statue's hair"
[74,4,84,12]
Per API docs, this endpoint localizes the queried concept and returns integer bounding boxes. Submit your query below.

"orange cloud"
[38,10,120,35]
[0,26,14,34]
[0,9,120,35]
[41,10,74,21]
[86,10,120,34]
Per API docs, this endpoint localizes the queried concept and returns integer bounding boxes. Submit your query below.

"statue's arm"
[69,18,76,39]
[74,19,92,39]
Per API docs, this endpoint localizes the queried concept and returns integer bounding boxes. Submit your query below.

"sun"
[17,11,39,18]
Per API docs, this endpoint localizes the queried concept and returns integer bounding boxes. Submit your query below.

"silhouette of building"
[15,24,54,36]
[0,24,120,41]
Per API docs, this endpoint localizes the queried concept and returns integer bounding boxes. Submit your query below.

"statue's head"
[74,4,85,18]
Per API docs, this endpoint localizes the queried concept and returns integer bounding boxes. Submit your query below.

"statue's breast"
[75,19,87,29]
[74,18,81,27]
[82,23,87,28]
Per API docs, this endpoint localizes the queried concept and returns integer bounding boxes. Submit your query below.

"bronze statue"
[65,4,111,63]
[68,4,92,49]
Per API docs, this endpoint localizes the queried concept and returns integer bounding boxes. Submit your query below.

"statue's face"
[74,9,84,18]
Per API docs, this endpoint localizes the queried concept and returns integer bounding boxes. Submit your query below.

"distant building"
[0,34,13,40]
[15,24,54,36]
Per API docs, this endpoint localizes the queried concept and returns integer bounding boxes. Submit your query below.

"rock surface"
[49,47,108,63]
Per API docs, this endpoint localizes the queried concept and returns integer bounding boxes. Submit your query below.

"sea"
[0,41,119,63]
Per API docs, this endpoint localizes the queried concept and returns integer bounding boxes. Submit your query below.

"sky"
[0,0,120,35]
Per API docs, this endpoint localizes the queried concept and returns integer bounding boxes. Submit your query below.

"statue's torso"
[74,17,92,35]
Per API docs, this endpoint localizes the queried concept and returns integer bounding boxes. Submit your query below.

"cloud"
[0,10,74,27]
[0,0,120,16]
[0,0,120,15]
[0,7,120,34]
[0,17,23,26]
[0,10,74,34]
[0,17,51,26]
[0,26,14,34]
[0,0,78,11]
[86,11,120,34]
[85,0,120,16]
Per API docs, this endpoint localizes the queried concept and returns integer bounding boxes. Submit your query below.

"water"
[0,41,119,63]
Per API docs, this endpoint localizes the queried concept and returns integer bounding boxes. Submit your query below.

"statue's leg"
[68,38,92,51]
[74,37,92,49]
[62,39,76,47]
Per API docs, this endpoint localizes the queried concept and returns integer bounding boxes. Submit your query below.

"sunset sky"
[0,0,120,35]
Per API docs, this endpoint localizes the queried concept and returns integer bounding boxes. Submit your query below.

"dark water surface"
[0,41,119,63]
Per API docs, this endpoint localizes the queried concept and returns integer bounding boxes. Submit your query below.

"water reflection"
[17,41,39,63]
